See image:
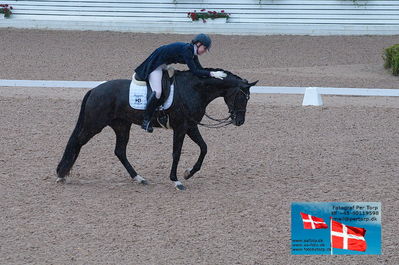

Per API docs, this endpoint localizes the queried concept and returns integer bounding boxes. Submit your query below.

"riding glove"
[210,71,227,80]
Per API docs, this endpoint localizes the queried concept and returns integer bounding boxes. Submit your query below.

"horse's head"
[222,73,258,126]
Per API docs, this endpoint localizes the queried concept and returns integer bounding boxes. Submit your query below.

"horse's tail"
[56,90,92,179]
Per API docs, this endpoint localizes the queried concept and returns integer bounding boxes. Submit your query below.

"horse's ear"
[248,80,259,87]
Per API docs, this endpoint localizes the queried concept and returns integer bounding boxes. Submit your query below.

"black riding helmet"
[192,33,212,50]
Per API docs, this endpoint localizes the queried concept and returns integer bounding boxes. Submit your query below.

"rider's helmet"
[191,33,212,50]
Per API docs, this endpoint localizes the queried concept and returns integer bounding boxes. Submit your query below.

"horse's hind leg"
[110,120,147,185]
[184,126,207,180]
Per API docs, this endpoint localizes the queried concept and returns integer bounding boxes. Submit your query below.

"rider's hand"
[210,71,227,80]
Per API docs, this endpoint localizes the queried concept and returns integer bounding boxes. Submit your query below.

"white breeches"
[148,64,166,99]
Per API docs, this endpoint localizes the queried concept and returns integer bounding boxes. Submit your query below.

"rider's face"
[197,44,208,55]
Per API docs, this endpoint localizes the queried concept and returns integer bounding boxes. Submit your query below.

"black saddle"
[146,69,174,105]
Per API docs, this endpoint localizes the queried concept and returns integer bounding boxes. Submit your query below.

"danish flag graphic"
[331,219,367,252]
[300,212,328,229]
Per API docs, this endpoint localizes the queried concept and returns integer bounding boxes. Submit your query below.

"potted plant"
[187,9,230,23]
[0,4,13,18]
[384,44,399,76]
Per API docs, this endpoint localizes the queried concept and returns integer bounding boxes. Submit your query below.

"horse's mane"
[175,68,243,81]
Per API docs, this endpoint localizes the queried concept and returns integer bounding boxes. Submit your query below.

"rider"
[134,33,227,133]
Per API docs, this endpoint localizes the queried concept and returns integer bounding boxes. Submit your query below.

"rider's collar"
[193,44,198,55]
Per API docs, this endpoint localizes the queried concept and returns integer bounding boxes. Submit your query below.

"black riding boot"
[141,92,160,133]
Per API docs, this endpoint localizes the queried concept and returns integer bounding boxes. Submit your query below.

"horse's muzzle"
[235,119,244,126]
[233,116,245,126]
[231,111,245,126]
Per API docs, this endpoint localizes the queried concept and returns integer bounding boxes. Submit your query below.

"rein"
[201,113,233,128]
[179,87,249,129]
[180,103,233,128]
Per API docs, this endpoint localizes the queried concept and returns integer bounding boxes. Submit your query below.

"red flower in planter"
[0,4,13,18]
[187,9,230,23]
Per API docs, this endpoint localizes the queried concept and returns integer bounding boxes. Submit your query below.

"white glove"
[210,71,227,80]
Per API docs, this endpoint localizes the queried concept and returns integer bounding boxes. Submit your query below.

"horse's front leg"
[170,128,186,190]
[184,126,207,180]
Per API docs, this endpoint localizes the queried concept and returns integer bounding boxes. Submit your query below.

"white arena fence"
[2,0,399,35]
[1,79,399,106]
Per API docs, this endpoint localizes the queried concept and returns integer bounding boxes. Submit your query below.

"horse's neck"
[176,74,226,111]
[200,85,225,107]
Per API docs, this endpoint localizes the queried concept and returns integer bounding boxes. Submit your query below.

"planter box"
[192,18,227,24]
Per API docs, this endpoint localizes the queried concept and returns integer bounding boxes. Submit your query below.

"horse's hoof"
[174,181,186,191]
[183,168,192,180]
[175,184,186,191]
[56,177,66,184]
[140,179,149,185]
[134,175,148,185]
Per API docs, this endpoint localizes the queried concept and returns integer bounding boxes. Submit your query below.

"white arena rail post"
[302,87,323,106]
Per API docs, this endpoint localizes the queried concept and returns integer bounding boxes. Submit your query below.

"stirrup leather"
[142,119,153,132]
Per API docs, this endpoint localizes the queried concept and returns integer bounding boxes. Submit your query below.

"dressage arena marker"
[1,80,399,107]
[302,87,323,106]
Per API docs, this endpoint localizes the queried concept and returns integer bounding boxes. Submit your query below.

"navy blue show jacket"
[134,42,211,81]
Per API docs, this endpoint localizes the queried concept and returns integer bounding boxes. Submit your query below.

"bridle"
[227,87,250,121]
[199,87,250,128]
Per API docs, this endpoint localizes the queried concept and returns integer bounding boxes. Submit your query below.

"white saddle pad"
[129,80,174,110]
